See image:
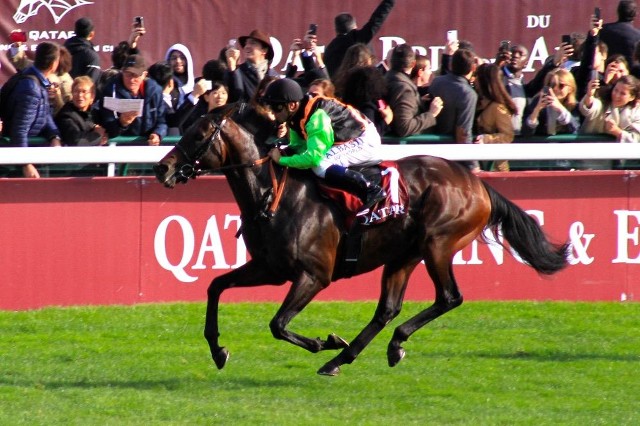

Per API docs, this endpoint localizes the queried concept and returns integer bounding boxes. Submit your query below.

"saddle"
[318,160,409,229]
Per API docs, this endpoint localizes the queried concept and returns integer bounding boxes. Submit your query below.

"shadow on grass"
[421,349,640,362]
[0,375,303,391]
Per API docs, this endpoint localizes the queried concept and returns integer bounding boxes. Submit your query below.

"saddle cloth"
[318,161,409,228]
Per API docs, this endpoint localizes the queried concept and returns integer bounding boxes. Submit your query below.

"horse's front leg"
[269,270,349,353]
[204,260,285,370]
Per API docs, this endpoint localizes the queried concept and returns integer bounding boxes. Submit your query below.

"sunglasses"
[549,82,568,90]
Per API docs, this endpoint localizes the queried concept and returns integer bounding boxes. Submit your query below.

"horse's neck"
[225,166,310,220]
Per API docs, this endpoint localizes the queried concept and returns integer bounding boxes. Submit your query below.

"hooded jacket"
[164,43,195,109]
[64,36,101,83]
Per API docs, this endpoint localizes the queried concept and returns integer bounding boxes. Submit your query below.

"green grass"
[1,301,639,425]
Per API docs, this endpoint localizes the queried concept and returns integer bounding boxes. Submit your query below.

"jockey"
[264,78,386,212]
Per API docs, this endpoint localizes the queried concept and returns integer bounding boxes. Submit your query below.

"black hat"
[75,17,94,38]
[262,78,304,104]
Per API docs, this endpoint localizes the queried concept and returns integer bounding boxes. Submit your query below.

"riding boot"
[324,165,386,212]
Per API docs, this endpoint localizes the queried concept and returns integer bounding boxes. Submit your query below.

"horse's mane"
[212,102,276,150]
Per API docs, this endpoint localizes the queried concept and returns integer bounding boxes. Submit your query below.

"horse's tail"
[483,182,569,275]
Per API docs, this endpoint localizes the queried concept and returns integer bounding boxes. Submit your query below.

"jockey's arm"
[278,110,334,169]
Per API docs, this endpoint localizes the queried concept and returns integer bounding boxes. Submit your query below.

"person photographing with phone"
[224,29,280,103]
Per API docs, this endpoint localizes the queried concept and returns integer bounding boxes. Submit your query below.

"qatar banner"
[1,0,602,83]
[0,172,639,311]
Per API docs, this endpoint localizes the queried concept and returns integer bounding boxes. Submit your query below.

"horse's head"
[154,103,274,188]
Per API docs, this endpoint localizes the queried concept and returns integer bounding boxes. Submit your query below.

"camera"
[134,16,144,28]
[308,23,317,35]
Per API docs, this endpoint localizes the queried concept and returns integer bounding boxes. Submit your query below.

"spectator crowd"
[2,0,640,177]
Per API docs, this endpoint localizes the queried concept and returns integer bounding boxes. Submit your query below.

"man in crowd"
[323,0,396,78]
[64,17,101,84]
[385,44,442,137]
[3,41,62,178]
[224,29,280,103]
[97,54,167,145]
[599,0,640,66]
[428,48,480,172]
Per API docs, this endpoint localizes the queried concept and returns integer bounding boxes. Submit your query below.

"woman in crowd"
[55,76,108,146]
[48,46,74,115]
[579,74,640,169]
[338,65,393,136]
[522,68,580,136]
[181,81,230,132]
[473,63,517,172]
[332,43,375,98]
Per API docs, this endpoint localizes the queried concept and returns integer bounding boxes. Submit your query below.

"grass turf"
[0,301,638,425]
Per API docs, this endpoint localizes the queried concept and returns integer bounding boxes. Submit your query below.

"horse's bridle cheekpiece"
[172,104,241,184]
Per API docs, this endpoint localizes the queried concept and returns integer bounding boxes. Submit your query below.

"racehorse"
[154,103,569,376]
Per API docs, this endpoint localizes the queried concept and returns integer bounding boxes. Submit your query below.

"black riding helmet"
[261,78,304,106]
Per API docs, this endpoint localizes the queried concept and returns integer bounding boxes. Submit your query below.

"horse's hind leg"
[317,260,419,376]
[387,248,462,367]
[269,270,350,353]
[205,260,285,370]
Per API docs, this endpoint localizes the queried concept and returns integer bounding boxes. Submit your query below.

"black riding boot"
[324,165,386,212]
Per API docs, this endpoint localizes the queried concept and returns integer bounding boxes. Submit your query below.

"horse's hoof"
[387,347,406,367]
[317,362,341,376]
[325,333,349,350]
[213,347,230,370]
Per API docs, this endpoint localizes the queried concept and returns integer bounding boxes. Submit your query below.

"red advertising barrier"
[1,171,639,311]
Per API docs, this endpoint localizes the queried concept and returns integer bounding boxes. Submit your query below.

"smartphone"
[561,34,571,45]
[227,38,237,48]
[446,30,458,43]
[308,23,318,35]
[542,86,551,95]
[202,80,213,91]
[377,99,388,109]
[134,16,144,28]
[500,40,511,51]
[590,69,599,81]
[594,7,601,20]
[9,30,27,43]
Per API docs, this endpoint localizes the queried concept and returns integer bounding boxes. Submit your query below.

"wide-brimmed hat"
[238,29,274,62]
[122,54,147,75]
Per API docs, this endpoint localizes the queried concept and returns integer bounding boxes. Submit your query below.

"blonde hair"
[544,68,577,111]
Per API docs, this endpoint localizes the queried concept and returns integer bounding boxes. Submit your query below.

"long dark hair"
[475,63,517,115]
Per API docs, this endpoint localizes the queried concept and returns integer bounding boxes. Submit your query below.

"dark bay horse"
[154,104,569,376]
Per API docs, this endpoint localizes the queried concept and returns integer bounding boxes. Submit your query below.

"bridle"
[169,103,288,217]
[171,103,269,184]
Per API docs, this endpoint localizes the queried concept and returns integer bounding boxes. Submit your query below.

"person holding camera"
[284,29,329,92]
[224,29,279,103]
